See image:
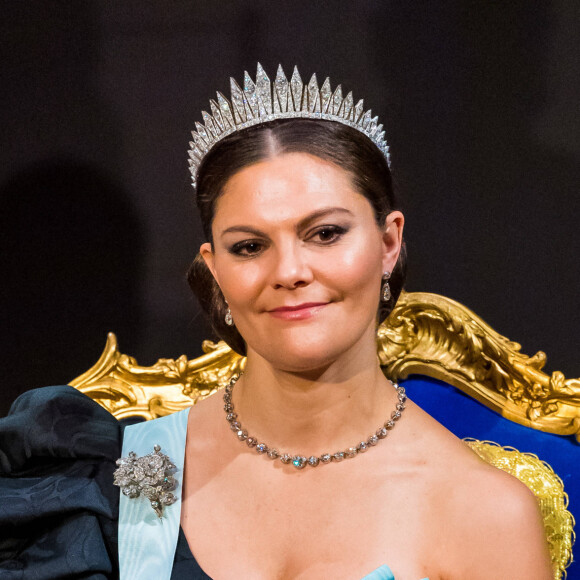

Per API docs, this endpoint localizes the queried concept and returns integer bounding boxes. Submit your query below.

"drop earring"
[225,307,234,326]
[381,271,391,302]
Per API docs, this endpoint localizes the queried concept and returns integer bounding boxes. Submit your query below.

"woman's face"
[200,152,403,372]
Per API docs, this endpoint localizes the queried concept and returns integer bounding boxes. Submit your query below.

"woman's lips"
[267,302,328,320]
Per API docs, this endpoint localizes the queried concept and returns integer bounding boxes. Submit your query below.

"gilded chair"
[71,291,578,579]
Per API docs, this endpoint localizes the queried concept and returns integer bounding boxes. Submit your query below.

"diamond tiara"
[188,63,390,188]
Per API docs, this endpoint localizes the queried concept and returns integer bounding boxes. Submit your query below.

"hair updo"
[187,118,406,355]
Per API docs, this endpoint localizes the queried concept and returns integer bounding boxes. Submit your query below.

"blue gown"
[0,386,427,580]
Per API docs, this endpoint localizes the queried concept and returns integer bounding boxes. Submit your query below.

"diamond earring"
[225,307,234,326]
[381,271,391,302]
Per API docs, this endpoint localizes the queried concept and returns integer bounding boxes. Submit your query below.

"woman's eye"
[230,240,264,256]
[310,226,347,244]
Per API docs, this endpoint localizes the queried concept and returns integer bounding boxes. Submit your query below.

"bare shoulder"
[417,416,552,579]
[399,405,552,579]
[188,390,223,418]
[185,391,224,448]
[448,457,552,578]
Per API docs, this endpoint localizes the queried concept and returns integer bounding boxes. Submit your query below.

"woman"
[0,65,551,579]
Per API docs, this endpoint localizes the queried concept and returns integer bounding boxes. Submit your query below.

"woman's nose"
[270,244,314,290]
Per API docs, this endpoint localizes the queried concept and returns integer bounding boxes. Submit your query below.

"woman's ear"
[200,242,219,285]
[381,211,404,274]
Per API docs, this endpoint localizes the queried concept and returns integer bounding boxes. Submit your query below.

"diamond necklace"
[223,374,407,469]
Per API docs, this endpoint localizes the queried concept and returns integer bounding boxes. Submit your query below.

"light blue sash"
[118,408,190,580]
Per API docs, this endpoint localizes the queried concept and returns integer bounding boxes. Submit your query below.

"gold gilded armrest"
[466,439,574,580]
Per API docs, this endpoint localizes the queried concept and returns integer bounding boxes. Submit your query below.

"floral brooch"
[113,445,178,518]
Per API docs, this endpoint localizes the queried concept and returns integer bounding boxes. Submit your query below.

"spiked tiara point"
[188,63,390,188]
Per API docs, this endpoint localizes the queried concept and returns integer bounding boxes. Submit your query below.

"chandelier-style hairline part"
[188,63,391,189]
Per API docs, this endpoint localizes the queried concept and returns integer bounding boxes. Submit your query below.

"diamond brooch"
[113,445,178,518]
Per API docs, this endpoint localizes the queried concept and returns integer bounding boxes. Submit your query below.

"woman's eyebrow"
[221,225,268,237]
[296,207,354,231]
[220,207,354,238]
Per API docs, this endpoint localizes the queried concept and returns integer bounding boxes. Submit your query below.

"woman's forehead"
[213,153,372,228]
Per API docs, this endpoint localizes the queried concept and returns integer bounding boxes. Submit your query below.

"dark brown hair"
[187,118,406,355]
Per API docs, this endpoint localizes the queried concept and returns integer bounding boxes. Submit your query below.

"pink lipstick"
[268,302,328,321]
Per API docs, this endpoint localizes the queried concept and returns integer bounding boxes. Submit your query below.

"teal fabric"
[360,565,395,580]
[0,385,121,579]
[172,527,213,578]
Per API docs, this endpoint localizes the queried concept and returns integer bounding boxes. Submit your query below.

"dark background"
[1,1,579,416]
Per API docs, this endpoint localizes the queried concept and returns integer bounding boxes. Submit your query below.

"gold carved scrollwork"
[378,292,580,441]
[70,333,244,420]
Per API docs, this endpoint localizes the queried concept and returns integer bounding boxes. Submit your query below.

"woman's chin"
[250,339,350,374]
[242,317,377,374]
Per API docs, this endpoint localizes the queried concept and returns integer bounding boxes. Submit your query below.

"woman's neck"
[232,339,399,456]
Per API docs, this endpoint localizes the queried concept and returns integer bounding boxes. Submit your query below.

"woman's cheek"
[327,242,383,292]
[218,259,261,300]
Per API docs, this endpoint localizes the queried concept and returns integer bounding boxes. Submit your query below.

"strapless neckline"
[173,526,429,580]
